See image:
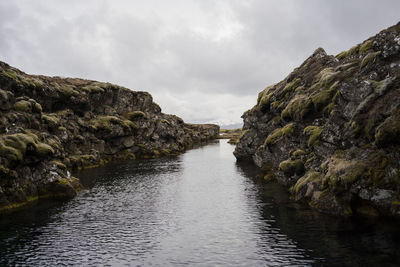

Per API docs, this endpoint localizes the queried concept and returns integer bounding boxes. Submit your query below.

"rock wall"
[0,61,219,212]
[234,23,400,218]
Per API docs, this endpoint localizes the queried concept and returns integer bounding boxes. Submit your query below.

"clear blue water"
[1,140,399,266]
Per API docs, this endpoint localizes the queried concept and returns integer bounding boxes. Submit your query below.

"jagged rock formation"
[0,62,219,212]
[234,23,400,217]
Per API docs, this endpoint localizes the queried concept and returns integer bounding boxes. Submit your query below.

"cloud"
[0,0,399,125]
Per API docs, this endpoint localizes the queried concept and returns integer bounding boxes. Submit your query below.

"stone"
[234,22,400,218]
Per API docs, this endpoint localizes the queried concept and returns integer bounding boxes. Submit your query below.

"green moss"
[81,84,105,94]
[35,143,54,157]
[14,100,31,112]
[1,69,18,80]
[281,95,312,121]
[0,133,40,161]
[0,89,8,101]
[282,78,301,95]
[291,171,322,194]
[279,159,304,176]
[122,119,138,130]
[304,126,323,147]
[57,85,79,97]
[292,149,307,158]
[56,178,71,186]
[311,81,339,112]
[258,93,272,112]
[336,45,359,60]
[50,160,67,170]
[375,110,400,147]
[33,103,43,113]
[322,156,366,191]
[359,40,373,55]
[311,68,340,91]
[264,123,294,146]
[0,143,23,161]
[360,51,381,69]
[46,137,62,150]
[68,154,98,169]
[42,114,60,129]
[127,111,146,120]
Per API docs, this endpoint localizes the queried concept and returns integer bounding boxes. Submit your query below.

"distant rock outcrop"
[234,23,400,218]
[0,62,219,212]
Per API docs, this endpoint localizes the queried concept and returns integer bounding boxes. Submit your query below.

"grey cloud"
[0,0,399,125]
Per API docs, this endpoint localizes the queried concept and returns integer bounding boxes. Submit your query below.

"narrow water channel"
[1,140,399,266]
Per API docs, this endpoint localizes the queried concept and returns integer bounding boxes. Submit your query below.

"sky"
[0,1,399,126]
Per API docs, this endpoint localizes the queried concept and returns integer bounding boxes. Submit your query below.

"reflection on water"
[0,140,399,266]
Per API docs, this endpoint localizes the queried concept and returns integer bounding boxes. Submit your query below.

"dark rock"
[0,61,219,213]
[234,22,400,218]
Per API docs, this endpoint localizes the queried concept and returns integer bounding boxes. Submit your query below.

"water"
[1,140,400,266]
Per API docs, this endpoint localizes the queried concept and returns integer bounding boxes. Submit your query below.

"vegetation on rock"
[234,22,400,218]
[0,60,219,213]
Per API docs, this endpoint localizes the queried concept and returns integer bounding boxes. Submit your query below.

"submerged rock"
[234,22,400,218]
[0,62,219,213]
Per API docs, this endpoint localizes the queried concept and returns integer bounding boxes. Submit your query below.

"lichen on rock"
[234,22,400,218]
[0,60,219,213]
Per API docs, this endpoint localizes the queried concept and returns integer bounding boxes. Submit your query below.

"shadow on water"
[0,139,400,266]
[235,160,400,266]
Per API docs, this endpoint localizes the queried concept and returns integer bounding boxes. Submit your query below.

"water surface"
[1,140,399,266]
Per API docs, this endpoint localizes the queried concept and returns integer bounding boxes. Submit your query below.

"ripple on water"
[1,140,400,266]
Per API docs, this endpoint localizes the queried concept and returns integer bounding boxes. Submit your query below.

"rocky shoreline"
[234,23,400,218]
[0,62,219,213]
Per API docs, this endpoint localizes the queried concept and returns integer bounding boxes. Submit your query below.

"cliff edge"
[0,62,219,212]
[234,22,400,218]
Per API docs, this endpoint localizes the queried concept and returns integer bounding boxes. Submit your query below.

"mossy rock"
[375,110,400,147]
[264,123,294,146]
[50,160,67,170]
[0,165,17,179]
[358,39,374,55]
[282,78,301,95]
[57,85,79,97]
[42,114,60,129]
[292,149,307,158]
[290,170,322,195]
[360,51,381,69]
[68,154,98,169]
[0,143,23,161]
[127,111,146,121]
[258,93,272,112]
[279,159,304,176]
[0,89,9,101]
[94,116,138,131]
[336,45,359,60]
[81,83,105,94]
[0,133,38,161]
[322,156,367,192]
[35,143,55,157]
[304,126,323,147]
[33,103,43,113]
[0,132,57,161]
[311,81,339,112]
[14,100,32,112]
[281,95,312,121]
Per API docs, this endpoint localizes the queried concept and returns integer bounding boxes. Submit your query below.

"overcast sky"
[0,0,399,126]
